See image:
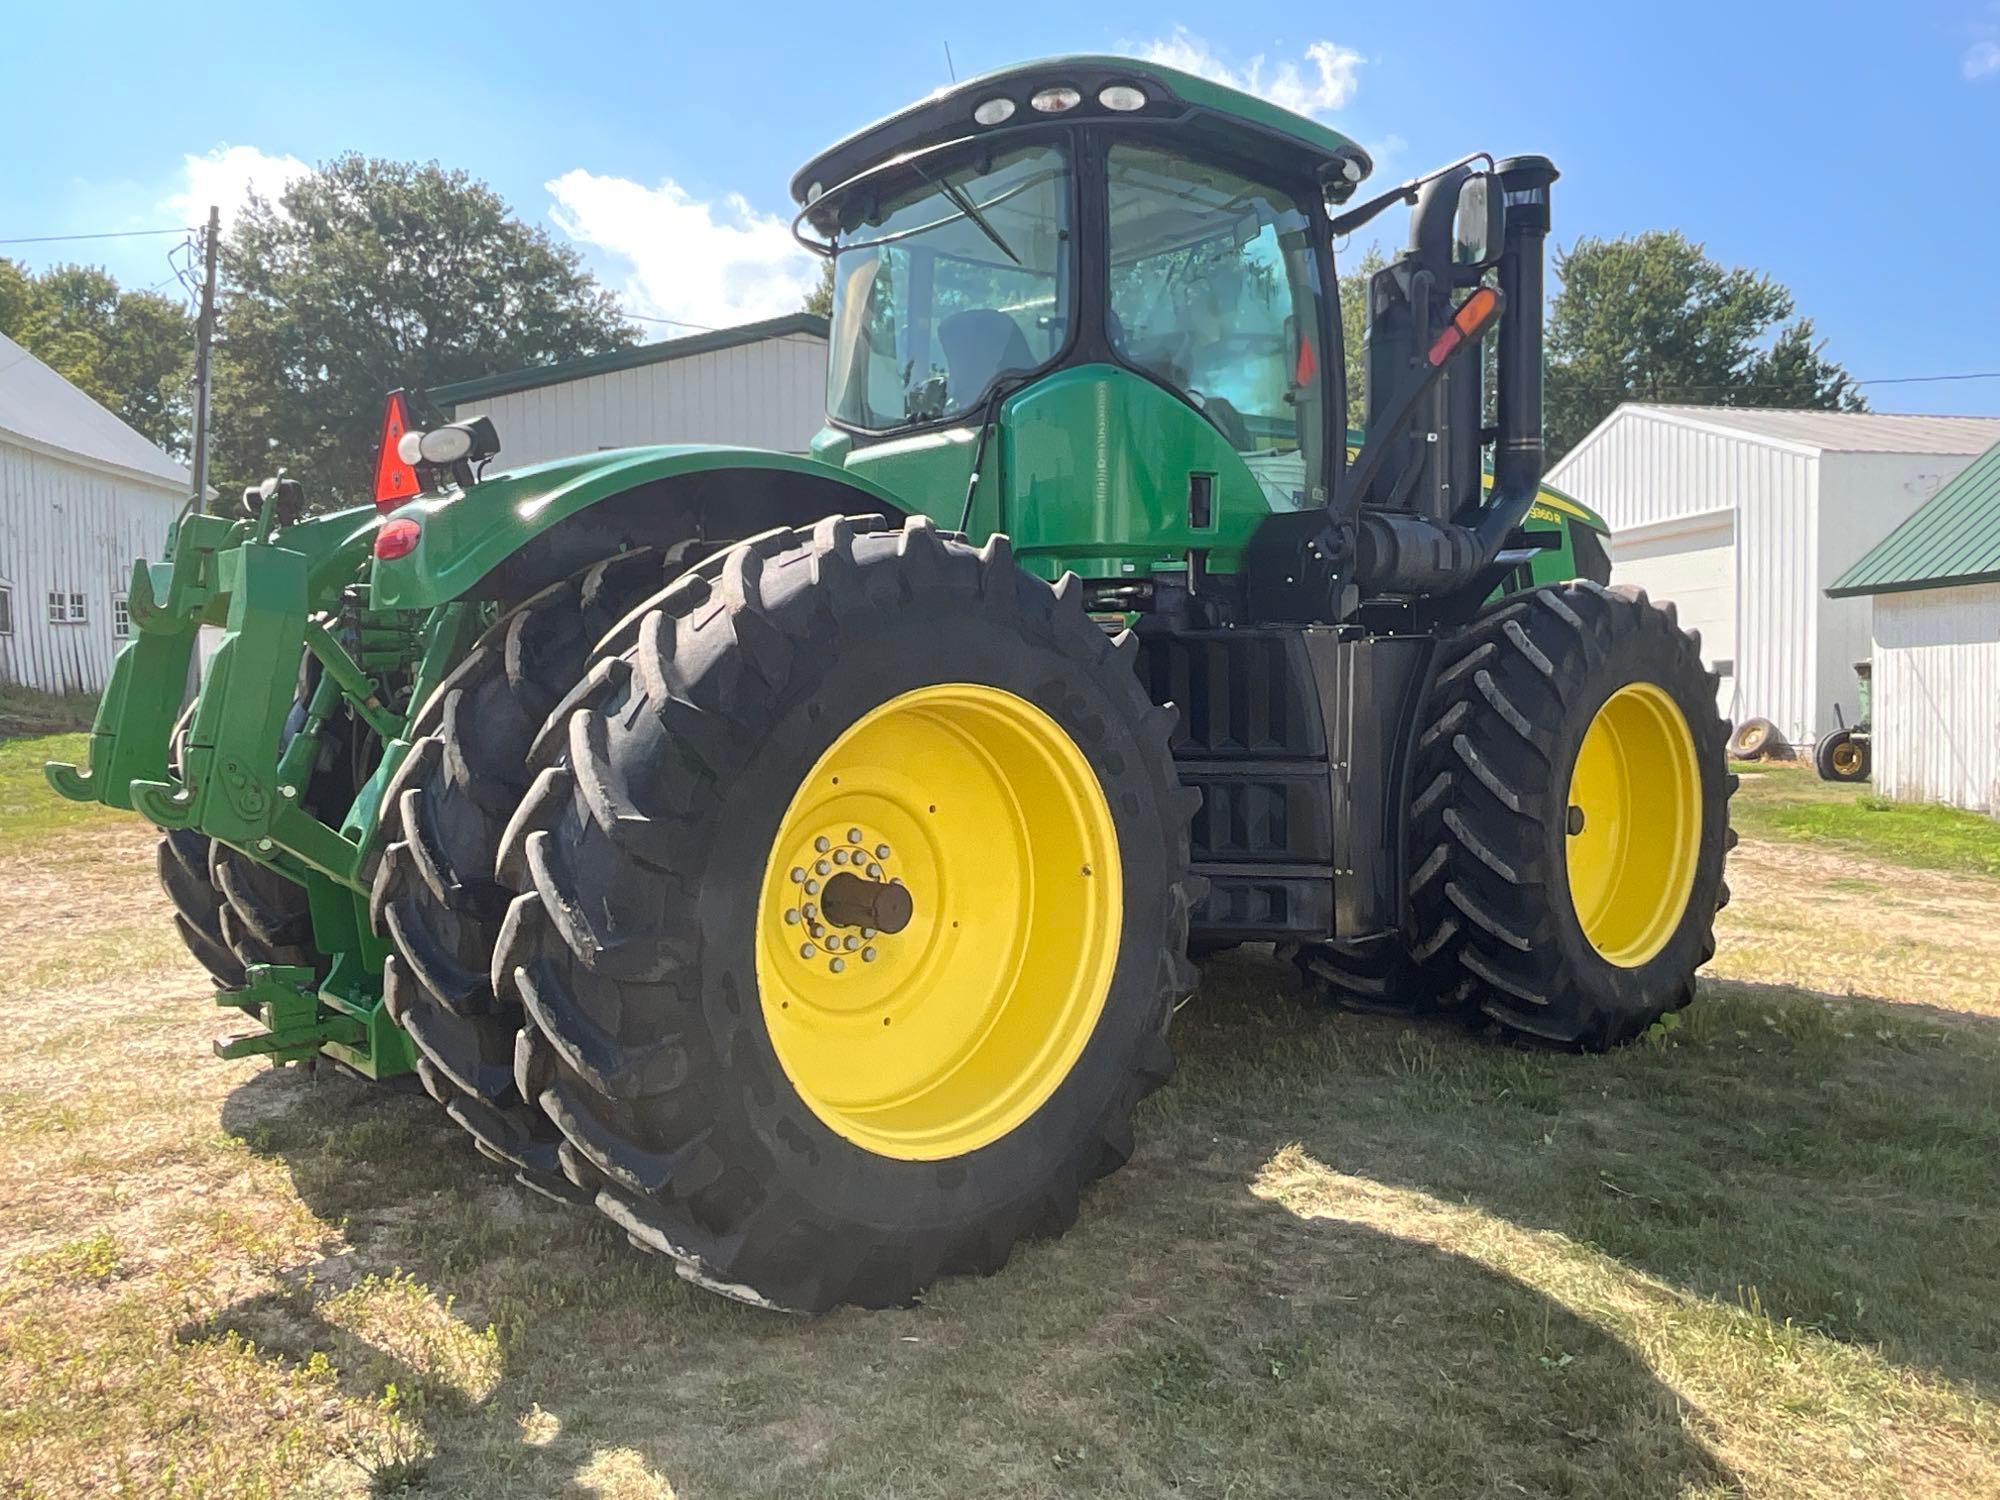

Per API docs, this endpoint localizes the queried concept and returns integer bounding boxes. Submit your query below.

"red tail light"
[373,390,422,510]
[374,517,421,560]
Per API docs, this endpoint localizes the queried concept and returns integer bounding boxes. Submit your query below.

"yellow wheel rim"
[754,684,1122,1161]
[1564,682,1702,967]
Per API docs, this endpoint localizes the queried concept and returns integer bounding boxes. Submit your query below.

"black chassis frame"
[1133,623,1434,946]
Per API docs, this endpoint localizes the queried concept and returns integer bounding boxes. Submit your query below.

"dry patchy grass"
[0,764,1996,1496]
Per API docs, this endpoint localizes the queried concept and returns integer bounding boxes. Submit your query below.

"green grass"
[1732,763,2000,878]
[0,732,119,850]
[2,770,1999,1496]
[0,682,97,739]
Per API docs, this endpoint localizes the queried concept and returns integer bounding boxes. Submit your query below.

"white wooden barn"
[1547,405,2000,745]
[0,331,190,695]
[1828,439,2000,813]
[429,314,829,469]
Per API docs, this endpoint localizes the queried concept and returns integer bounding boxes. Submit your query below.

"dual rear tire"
[157,829,321,996]
[371,546,709,1198]
[380,517,1198,1309]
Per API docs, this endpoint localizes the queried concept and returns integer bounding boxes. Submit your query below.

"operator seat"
[938,310,1036,408]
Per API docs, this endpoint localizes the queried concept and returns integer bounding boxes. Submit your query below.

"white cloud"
[1966,38,2000,79]
[165,144,310,229]
[1129,27,1363,118]
[546,170,818,331]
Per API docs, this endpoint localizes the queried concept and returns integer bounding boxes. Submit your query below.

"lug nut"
[790,867,806,884]
[875,844,891,860]
[833,849,849,864]
[784,909,799,925]
[844,935,859,951]
[861,927,876,939]
[830,957,846,973]
[803,904,817,920]
[800,943,817,959]
[848,828,863,843]
[816,860,831,875]
[815,835,831,852]
[867,863,882,879]
[863,947,878,962]
[805,879,820,894]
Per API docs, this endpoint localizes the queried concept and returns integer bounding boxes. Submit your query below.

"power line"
[626,310,716,330]
[1857,371,2000,387]
[1567,371,2000,399]
[0,226,194,246]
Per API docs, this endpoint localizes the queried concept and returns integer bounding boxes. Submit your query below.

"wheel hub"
[778,825,909,974]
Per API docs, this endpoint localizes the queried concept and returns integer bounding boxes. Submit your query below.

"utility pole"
[188,204,220,514]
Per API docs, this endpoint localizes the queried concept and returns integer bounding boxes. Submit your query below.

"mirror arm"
[1328,151,1491,237]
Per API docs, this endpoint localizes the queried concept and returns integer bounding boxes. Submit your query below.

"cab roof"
[788,54,1373,207]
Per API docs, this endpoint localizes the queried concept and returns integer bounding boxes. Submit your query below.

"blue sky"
[7,0,1998,413]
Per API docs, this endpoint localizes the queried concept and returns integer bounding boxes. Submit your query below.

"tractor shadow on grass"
[1184,948,2000,1408]
[207,1021,1750,1496]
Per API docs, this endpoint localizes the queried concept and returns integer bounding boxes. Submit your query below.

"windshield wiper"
[917,164,1021,267]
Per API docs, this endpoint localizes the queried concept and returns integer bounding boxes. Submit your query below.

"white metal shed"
[1546,405,2000,744]
[0,332,190,695]
[430,314,829,470]
[1828,439,2000,814]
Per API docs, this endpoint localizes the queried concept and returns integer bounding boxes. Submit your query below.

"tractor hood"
[369,444,907,610]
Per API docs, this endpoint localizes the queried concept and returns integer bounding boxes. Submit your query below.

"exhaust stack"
[1471,155,1560,561]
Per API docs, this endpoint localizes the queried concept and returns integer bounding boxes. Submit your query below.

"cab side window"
[1105,145,1327,511]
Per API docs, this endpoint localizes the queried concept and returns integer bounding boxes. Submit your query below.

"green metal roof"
[1828,438,2000,598]
[429,314,828,409]
[789,55,1371,206]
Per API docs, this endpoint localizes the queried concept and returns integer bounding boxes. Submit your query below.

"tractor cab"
[794,55,1555,626]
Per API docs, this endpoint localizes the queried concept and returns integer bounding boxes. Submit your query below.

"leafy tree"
[1337,246,1385,433]
[1543,230,1863,460]
[213,155,637,505]
[803,258,834,319]
[0,259,194,453]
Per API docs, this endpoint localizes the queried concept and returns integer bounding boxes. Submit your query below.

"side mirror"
[1453,172,1504,268]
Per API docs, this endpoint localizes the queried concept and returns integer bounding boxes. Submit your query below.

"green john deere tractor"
[48,56,1733,1312]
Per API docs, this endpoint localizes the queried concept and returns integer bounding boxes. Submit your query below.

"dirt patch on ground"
[1716,838,2000,1017]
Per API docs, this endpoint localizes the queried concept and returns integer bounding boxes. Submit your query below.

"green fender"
[369,444,910,610]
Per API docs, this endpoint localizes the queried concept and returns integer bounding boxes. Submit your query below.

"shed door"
[1608,514,1737,717]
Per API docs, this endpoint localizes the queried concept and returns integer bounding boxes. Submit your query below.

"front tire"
[1404,582,1735,1048]
[492,516,1198,1311]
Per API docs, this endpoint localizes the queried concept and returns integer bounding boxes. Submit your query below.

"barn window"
[50,590,86,625]
[113,593,131,639]
[0,583,12,636]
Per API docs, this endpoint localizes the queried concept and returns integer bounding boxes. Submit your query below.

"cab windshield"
[826,142,1072,430]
